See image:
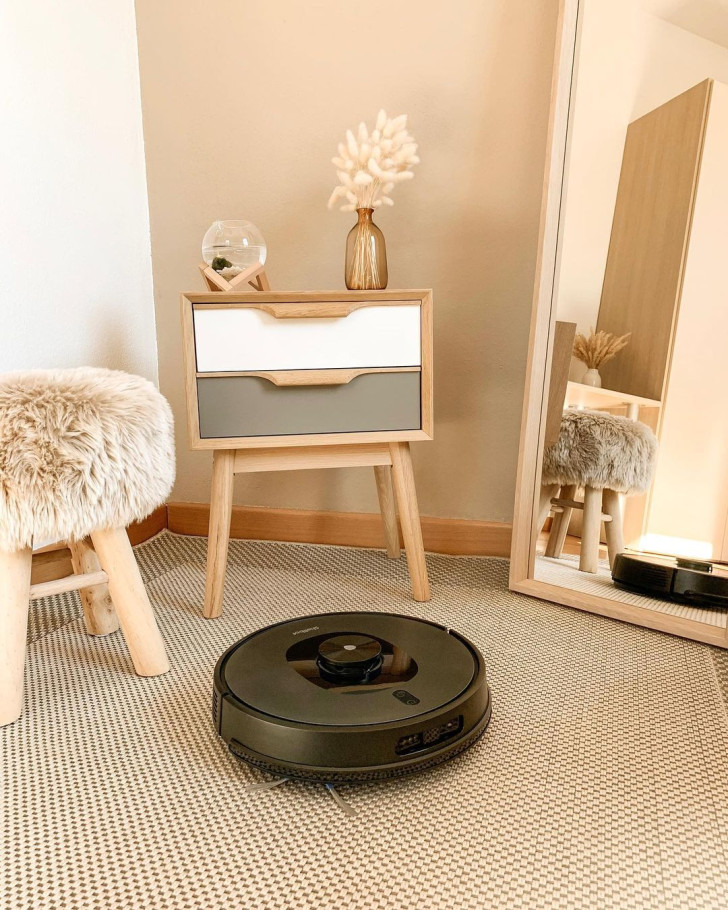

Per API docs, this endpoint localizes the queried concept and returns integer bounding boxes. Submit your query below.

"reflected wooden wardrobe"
[596,79,728,560]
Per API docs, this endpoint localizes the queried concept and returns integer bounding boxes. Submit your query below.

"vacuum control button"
[393,689,420,705]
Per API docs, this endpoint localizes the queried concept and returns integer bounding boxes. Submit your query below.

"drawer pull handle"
[253,368,418,387]
[196,367,420,387]
[257,302,362,319]
[264,369,363,386]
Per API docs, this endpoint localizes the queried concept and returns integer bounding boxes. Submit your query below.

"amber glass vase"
[344,208,388,290]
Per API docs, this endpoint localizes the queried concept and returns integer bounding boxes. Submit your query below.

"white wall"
[556,0,728,358]
[0,0,157,380]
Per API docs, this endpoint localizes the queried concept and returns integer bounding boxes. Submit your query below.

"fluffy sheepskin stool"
[540,410,657,573]
[0,367,175,726]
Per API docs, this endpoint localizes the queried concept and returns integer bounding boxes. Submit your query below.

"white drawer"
[193,303,421,372]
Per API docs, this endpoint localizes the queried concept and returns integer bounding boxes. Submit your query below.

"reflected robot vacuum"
[613,552,728,607]
[213,612,492,783]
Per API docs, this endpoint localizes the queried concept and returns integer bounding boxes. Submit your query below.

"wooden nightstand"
[181,290,433,617]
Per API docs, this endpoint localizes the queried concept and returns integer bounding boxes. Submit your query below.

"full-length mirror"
[511,0,728,646]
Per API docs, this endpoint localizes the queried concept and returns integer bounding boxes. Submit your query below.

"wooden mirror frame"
[507,0,727,648]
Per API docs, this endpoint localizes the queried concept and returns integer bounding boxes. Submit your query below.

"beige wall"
[135,0,558,522]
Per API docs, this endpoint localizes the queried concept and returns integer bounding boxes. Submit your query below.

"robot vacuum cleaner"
[213,612,492,783]
[612,552,728,607]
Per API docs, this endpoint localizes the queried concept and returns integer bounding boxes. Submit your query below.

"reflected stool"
[540,409,657,573]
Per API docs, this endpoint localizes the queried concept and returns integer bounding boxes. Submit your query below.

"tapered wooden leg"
[545,483,577,558]
[602,488,624,570]
[69,538,119,636]
[389,442,431,602]
[579,486,603,574]
[203,449,235,619]
[537,483,559,534]
[90,527,170,676]
[374,465,401,559]
[0,547,32,726]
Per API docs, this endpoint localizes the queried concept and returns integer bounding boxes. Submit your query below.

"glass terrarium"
[202,220,267,280]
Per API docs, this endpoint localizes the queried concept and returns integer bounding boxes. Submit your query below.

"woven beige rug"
[4,531,728,910]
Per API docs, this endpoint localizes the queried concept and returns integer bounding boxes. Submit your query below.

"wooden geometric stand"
[198,260,270,293]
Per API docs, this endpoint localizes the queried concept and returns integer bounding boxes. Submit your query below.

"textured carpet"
[4,531,728,910]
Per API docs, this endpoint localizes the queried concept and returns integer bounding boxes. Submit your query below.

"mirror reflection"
[532,0,728,622]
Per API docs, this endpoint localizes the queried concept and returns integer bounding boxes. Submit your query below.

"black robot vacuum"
[612,552,728,607]
[213,612,492,783]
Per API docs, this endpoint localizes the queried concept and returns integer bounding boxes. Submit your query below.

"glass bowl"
[202,220,267,280]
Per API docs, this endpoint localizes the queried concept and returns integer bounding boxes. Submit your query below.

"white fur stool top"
[542,409,657,494]
[0,367,175,551]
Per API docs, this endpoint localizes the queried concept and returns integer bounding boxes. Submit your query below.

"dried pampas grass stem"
[573,328,631,370]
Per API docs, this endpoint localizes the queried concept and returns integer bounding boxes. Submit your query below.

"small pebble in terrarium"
[202,220,266,280]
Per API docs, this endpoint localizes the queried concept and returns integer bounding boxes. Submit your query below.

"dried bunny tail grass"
[327,110,419,210]
[573,328,631,370]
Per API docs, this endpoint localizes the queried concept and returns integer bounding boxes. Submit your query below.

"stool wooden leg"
[203,449,235,619]
[90,527,170,676]
[579,486,602,574]
[545,483,577,558]
[0,547,32,726]
[537,483,559,535]
[602,488,624,570]
[374,465,401,559]
[389,442,431,602]
[69,538,119,636]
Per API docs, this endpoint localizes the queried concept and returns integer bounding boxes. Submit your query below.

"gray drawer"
[197,371,421,439]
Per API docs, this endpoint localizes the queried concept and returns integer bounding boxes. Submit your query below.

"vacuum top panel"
[221,612,477,727]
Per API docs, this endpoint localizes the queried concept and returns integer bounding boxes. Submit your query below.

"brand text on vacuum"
[292,626,320,636]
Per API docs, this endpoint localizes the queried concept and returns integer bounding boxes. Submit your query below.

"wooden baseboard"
[30,505,169,586]
[30,549,76,587]
[126,505,169,546]
[167,501,512,558]
[28,502,510,587]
